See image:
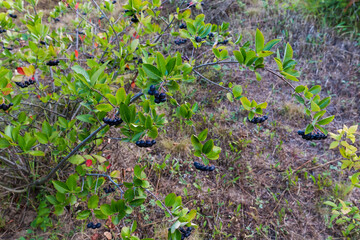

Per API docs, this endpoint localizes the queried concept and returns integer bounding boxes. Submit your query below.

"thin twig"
[144,189,173,217]
[193,70,231,92]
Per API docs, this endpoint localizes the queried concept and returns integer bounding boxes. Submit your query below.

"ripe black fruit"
[208,32,214,39]
[194,162,215,171]
[195,36,202,42]
[247,115,268,124]
[103,117,123,126]
[0,29,6,33]
[179,23,187,29]
[46,60,60,66]
[136,139,156,148]
[0,102,13,111]
[112,0,117,3]
[95,223,101,228]
[297,129,327,141]
[174,38,187,45]
[54,18,60,22]
[9,14,17,18]
[219,39,229,45]
[131,17,139,23]
[87,222,94,228]
[179,226,194,239]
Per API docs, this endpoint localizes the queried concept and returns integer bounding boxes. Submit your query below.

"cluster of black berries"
[8,14,17,19]
[136,139,156,148]
[179,227,194,239]
[247,115,268,124]
[103,117,123,126]
[207,32,214,40]
[39,41,47,45]
[103,186,115,194]
[87,222,101,229]
[297,130,327,141]
[46,60,60,66]
[148,85,166,104]
[195,36,202,42]
[194,162,215,171]
[0,102,13,111]
[179,23,187,29]
[219,39,229,45]
[0,29,6,33]
[15,79,36,88]
[112,0,117,3]
[174,38,187,45]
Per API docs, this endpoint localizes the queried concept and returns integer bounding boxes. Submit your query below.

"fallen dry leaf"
[104,231,112,240]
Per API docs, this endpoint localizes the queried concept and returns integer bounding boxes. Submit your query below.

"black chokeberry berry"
[95,223,101,228]
[112,0,117,3]
[87,222,94,228]
[159,93,166,99]
[195,36,202,42]
[54,18,60,22]
[148,89,154,95]
[9,14,17,18]
[154,99,160,104]
[146,140,152,147]
[153,90,159,97]
[139,140,145,147]
[151,140,156,145]
[208,32,214,39]
[131,17,139,23]
[179,23,187,29]
[150,85,156,91]
[24,81,30,86]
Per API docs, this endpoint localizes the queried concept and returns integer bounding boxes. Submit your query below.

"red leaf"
[75,50,78,59]
[106,164,112,170]
[75,2,79,10]
[131,81,135,89]
[37,95,41,99]
[85,159,93,167]
[106,155,111,159]
[94,43,98,48]
[17,67,25,75]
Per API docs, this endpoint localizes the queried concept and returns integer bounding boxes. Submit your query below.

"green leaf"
[0,138,10,148]
[295,86,305,93]
[90,63,107,86]
[142,64,162,80]
[283,43,293,64]
[27,151,45,156]
[202,139,214,155]
[305,124,314,135]
[263,39,281,51]
[255,29,264,53]
[165,193,176,207]
[119,103,131,124]
[68,155,85,165]
[232,85,242,98]
[72,65,91,83]
[66,174,78,191]
[317,115,334,125]
[96,104,113,112]
[318,97,331,109]
[116,88,127,104]
[52,180,69,194]
[100,204,116,216]
[198,129,208,142]
[76,114,95,124]
[310,101,320,112]
[166,58,176,75]
[88,195,99,209]
[148,127,158,139]
[309,85,321,95]
[324,201,337,208]
[191,135,202,151]
[240,97,251,110]
[76,210,91,220]
[156,52,166,75]
[233,50,244,64]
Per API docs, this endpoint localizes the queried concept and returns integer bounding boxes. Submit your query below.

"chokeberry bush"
[0,0,354,238]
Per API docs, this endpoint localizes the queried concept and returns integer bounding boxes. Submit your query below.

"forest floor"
[1,0,360,239]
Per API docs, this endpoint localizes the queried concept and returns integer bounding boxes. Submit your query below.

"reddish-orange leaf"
[85,159,93,167]
[131,81,135,89]
[75,50,78,58]
[94,43,98,48]
[106,164,112,170]
[37,95,41,99]
[17,67,25,75]
[2,83,12,96]
[75,2,79,10]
